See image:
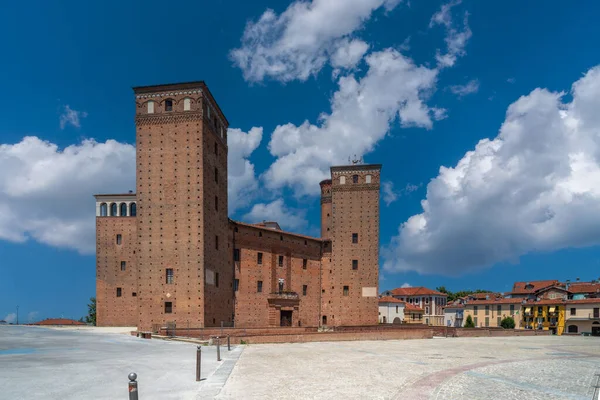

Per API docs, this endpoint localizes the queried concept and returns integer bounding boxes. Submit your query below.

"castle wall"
[96,216,138,327]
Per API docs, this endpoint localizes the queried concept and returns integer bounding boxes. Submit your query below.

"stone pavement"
[218,335,600,400]
[0,325,240,400]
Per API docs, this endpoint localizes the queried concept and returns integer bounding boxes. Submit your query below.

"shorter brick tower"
[327,162,381,326]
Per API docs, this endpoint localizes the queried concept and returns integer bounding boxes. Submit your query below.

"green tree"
[500,316,515,329]
[85,297,96,326]
[465,314,475,328]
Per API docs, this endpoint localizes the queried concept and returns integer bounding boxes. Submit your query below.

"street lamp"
[16,305,19,325]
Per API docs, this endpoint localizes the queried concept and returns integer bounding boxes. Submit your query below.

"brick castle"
[95,82,381,330]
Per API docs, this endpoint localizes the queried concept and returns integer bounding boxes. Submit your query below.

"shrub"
[500,316,516,329]
[465,314,475,328]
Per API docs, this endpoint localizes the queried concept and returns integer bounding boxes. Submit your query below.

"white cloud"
[449,79,479,97]
[227,127,263,213]
[230,0,401,82]
[382,181,399,205]
[27,311,39,323]
[401,282,412,288]
[3,313,16,323]
[263,48,440,196]
[383,65,600,276]
[0,137,136,254]
[59,105,87,129]
[330,38,369,69]
[242,199,307,231]
[507,77,516,84]
[430,0,471,69]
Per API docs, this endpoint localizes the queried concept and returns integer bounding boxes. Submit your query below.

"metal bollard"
[216,337,221,361]
[227,335,231,351]
[196,346,201,382]
[128,372,139,400]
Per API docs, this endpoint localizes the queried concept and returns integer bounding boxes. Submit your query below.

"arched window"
[110,203,117,216]
[120,203,127,216]
[147,100,154,114]
[100,203,107,217]
[366,174,372,184]
[130,203,136,217]
[183,98,191,111]
[339,176,346,185]
[568,325,578,333]
[353,175,359,183]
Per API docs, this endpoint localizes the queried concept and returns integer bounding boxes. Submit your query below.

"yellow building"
[463,298,523,328]
[522,300,566,335]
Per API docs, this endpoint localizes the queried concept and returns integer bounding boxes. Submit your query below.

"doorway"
[280,310,292,327]
[592,322,600,337]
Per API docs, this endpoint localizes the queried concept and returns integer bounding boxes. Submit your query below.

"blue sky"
[2,0,600,323]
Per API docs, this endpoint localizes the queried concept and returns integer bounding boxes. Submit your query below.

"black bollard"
[196,346,201,382]
[227,335,231,351]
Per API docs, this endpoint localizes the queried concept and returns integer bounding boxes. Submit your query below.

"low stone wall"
[157,325,433,344]
[431,327,553,337]
[157,326,317,339]
[225,328,433,344]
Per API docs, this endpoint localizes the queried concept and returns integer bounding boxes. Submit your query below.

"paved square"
[2,326,599,399]
[0,326,240,400]
[218,336,600,400]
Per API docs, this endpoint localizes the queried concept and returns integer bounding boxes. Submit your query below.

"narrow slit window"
[278,255,284,267]
[257,252,263,264]
[257,280,263,293]
[343,286,349,296]
[165,99,173,111]
[120,261,126,271]
[116,234,122,245]
[116,288,122,297]
[164,302,172,313]
[166,268,174,284]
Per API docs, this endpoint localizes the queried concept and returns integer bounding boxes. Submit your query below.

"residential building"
[522,300,566,335]
[404,303,425,324]
[378,296,405,324]
[444,303,465,327]
[564,299,600,335]
[381,286,447,325]
[463,298,523,328]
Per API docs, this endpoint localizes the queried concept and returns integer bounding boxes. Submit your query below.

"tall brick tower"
[133,82,232,330]
[326,161,381,326]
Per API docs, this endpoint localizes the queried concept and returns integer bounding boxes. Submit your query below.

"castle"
[95,82,381,330]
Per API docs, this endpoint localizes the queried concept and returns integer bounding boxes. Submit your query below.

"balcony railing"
[269,291,299,300]
[567,313,600,320]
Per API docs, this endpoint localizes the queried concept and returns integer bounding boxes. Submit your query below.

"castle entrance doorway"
[280,310,292,327]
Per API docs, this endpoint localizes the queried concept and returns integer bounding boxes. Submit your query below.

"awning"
[549,306,556,313]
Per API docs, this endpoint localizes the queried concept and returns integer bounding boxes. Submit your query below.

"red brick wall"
[328,165,381,326]
[96,217,137,326]
[134,84,231,330]
[159,326,433,344]
[201,99,233,327]
[232,223,323,327]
